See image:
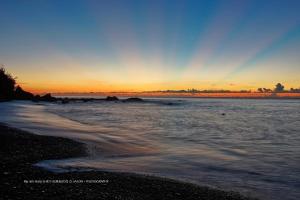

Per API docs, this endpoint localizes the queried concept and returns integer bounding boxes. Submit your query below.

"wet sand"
[0,124,257,200]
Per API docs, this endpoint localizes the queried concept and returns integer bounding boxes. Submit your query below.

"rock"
[39,93,57,102]
[123,97,143,102]
[83,98,92,102]
[33,94,56,102]
[32,95,40,102]
[62,98,69,104]
[105,96,119,101]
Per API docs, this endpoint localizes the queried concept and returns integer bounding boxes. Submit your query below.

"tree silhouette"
[274,83,284,92]
[257,88,263,93]
[0,66,16,100]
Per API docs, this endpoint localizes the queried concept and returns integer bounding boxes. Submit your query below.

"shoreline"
[0,123,257,200]
[2,94,300,105]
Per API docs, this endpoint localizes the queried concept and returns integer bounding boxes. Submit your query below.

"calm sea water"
[1,98,300,200]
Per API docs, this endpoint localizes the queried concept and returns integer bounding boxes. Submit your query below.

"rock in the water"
[105,96,119,101]
[36,93,57,102]
[82,98,93,102]
[123,97,143,102]
[32,95,40,102]
[62,98,69,104]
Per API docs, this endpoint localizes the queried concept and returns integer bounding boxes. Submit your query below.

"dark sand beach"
[0,124,257,200]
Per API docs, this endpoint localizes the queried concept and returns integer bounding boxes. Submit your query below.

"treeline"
[257,83,300,93]
[149,89,252,93]
[148,83,300,94]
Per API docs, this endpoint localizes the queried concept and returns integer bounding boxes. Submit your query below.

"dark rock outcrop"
[41,93,57,102]
[33,93,57,102]
[82,98,93,102]
[32,95,40,102]
[62,98,69,104]
[105,96,119,101]
[123,97,143,102]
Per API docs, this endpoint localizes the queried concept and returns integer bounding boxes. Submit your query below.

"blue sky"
[0,0,300,92]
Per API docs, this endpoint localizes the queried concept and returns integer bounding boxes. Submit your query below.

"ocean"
[0,98,299,200]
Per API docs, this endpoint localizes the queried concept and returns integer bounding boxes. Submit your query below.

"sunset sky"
[0,0,300,93]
